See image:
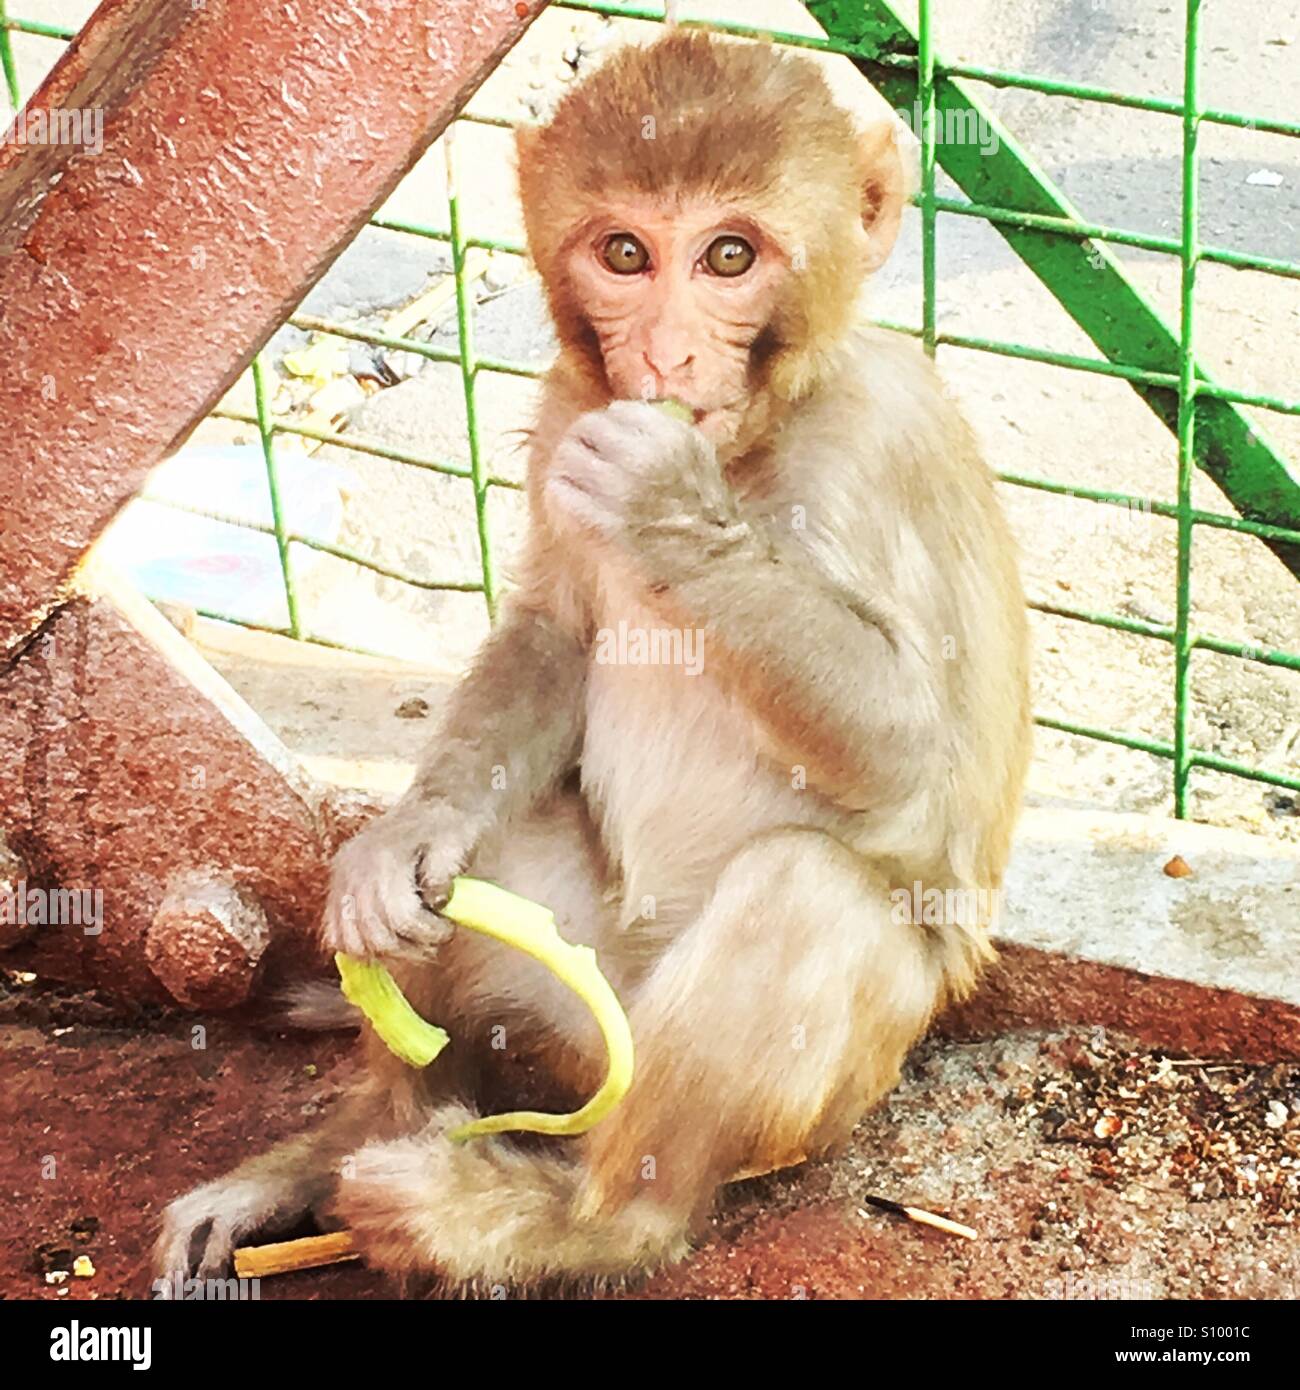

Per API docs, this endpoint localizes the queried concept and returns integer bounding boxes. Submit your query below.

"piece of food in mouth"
[650,396,696,423]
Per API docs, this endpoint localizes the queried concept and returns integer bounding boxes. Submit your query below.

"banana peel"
[336,876,633,1143]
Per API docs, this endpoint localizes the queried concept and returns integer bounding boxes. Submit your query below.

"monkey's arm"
[548,402,938,806]
[322,601,588,957]
[402,598,588,829]
[642,528,936,805]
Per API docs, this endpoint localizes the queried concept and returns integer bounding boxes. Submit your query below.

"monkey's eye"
[704,235,755,277]
[602,233,650,275]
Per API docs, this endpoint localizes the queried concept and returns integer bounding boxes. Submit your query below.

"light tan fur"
[155,29,1030,1294]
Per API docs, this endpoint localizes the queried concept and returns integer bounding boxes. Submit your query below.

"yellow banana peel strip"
[335,876,633,1142]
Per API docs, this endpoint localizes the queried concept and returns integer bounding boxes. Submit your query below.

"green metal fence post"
[252,355,303,640]
[0,0,20,112]
[917,0,936,358]
[445,129,499,622]
[1172,0,1202,818]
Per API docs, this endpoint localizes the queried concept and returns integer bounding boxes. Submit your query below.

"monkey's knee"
[585,831,943,1193]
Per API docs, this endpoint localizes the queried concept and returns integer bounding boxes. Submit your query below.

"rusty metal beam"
[0,563,382,1003]
[0,0,547,652]
[0,583,324,1001]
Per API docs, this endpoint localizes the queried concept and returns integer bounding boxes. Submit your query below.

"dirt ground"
[3,968,1297,1301]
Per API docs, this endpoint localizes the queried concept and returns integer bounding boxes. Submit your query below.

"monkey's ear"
[859,120,907,273]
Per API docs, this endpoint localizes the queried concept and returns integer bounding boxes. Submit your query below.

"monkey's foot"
[334,1103,690,1289]
[153,1176,310,1287]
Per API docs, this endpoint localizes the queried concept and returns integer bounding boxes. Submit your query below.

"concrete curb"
[943,807,1300,1060]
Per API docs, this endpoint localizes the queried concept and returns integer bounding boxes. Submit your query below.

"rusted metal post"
[0,0,546,1003]
[0,569,338,1001]
[0,0,547,652]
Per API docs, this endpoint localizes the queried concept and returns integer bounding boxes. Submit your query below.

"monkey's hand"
[546,400,745,548]
[321,802,474,959]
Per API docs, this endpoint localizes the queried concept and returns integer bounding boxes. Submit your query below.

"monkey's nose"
[643,350,695,377]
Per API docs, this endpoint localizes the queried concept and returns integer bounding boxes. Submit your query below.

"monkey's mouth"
[692,395,751,435]
[658,394,750,426]
[646,396,708,424]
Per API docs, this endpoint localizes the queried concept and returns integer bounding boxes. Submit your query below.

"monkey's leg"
[333,829,944,1287]
[154,791,612,1285]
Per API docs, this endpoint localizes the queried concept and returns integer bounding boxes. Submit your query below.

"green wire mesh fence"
[2,0,1298,818]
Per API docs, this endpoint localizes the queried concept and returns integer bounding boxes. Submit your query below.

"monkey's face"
[517,31,907,450]
[559,197,788,450]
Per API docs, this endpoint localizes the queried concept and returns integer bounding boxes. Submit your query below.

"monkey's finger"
[574,409,647,464]
[154,1188,230,1284]
[386,911,454,960]
[606,397,698,453]
[405,895,455,943]
[351,919,417,961]
[545,475,621,536]
[413,849,461,915]
[322,867,380,956]
[605,397,682,428]
[338,873,431,959]
[323,901,368,958]
[152,1224,200,1289]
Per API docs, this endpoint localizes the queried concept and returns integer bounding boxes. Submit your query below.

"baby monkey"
[157,29,1030,1289]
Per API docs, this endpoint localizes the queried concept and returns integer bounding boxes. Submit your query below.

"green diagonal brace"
[808,0,1300,580]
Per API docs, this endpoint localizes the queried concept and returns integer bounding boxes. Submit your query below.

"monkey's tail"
[276,978,363,1032]
[335,1103,691,1288]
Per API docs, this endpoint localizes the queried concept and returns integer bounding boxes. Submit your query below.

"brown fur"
[155,30,1030,1294]
[517,29,891,406]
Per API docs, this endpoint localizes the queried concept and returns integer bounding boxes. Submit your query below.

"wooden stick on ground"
[231,1154,806,1279]
[232,1180,976,1279]
[233,1231,360,1279]
[858,1194,978,1241]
